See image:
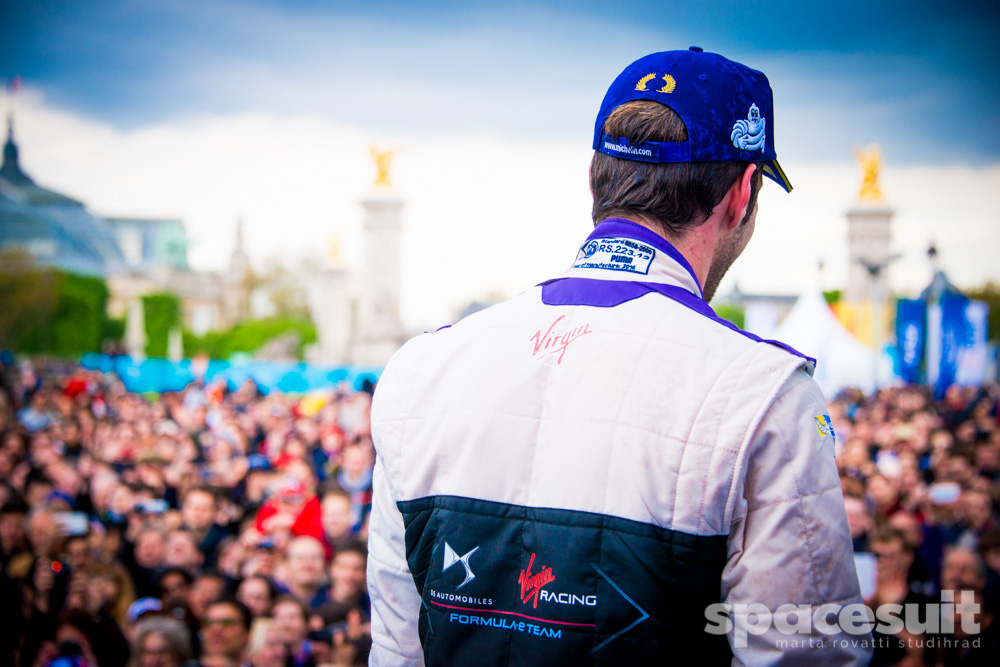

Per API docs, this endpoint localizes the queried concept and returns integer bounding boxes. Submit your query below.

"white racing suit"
[368,218,872,666]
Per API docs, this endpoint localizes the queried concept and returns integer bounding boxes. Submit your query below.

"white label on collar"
[573,237,655,275]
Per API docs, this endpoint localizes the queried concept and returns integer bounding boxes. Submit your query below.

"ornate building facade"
[0,116,250,336]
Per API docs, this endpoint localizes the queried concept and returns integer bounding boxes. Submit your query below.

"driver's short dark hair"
[590,100,762,237]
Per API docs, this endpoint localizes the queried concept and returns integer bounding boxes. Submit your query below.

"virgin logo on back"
[530,315,592,364]
[518,552,556,609]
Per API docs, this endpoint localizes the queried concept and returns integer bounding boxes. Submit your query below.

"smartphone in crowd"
[928,482,961,505]
[52,511,90,536]
[135,499,169,514]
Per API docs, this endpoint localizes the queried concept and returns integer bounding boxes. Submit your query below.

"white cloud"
[722,161,1000,304]
[6,91,999,335]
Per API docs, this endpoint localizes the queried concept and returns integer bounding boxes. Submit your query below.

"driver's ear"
[725,164,758,229]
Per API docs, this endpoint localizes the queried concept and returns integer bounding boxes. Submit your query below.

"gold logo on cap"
[657,75,676,93]
[635,73,676,93]
[635,73,656,91]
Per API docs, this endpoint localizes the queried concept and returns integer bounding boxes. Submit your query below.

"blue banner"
[80,353,382,395]
[956,301,990,388]
[895,299,926,384]
[934,296,970,400]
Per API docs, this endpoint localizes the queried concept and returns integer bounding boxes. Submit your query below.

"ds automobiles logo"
[443,542,479,590]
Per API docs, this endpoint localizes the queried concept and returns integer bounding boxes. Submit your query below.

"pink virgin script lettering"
[530,315,592,364]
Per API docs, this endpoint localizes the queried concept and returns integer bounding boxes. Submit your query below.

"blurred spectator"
[246,618,288,667]
[127,527,167,598]
[30,606,129,667]
[236,574,276,620]
[240,536,279,582]
[27,609,100,667]
[163,531,205,574]
[867,528,933,667]
[270,596,315,667]
[887,510,937,596]
[188,572,227,623]
[320,488,355,551]
[276,536,329,610]
[866,473,902,518]
[18,392,53,433]
[86,560,136,627]
[242,458,274,514]
[198,598,252,667]
[957,488,997,551]
[843,492,873,553]
[316,540,369,628]
[133,615,193,667]
[254,478,325,554]
[932,549,1000,666]
[941,548,987,595]
[179,488,227,564]
[157,567,193,607]
[62,534,91,574]
[215,537,247,591]
[335,445,373,535]
[0,500,29,571]
[981,530,1000,594]
[15,508,60,578]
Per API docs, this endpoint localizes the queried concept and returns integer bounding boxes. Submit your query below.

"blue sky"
[3,0,999,165]
[2,1,998,329]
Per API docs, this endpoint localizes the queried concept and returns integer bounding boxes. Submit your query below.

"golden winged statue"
[853,144,883,201]
[370,146,394,188]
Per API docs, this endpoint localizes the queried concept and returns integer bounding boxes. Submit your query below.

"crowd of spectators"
[0,355,998,667]
[1,358,375,667]
[833,383,1000,666]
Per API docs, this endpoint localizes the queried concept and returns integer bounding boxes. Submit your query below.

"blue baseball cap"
[126,597,163,624]
[593,47,792,192]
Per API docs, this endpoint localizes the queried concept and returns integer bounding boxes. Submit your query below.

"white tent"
[769,290,895,398]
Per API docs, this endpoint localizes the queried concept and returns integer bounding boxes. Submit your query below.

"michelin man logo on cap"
[731,103,766,153]
[592,47,792,192]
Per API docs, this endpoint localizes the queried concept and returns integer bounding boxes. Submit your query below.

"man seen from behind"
[367,47,871,666]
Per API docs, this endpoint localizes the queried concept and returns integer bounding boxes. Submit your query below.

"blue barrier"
[80,353,382,394]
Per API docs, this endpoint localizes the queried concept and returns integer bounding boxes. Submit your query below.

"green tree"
[143,292,181,357]
[103,317,126,343]
[714,303,745,329]
[0,250,111,355]
[0,249,57,350]
[50,273,110,355]
[184,316,316,360]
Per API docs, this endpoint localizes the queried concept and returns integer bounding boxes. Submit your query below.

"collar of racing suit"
[538,217,817,369]
[561,217,704,297]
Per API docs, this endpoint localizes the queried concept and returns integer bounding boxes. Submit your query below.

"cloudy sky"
[2,0,998,330]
